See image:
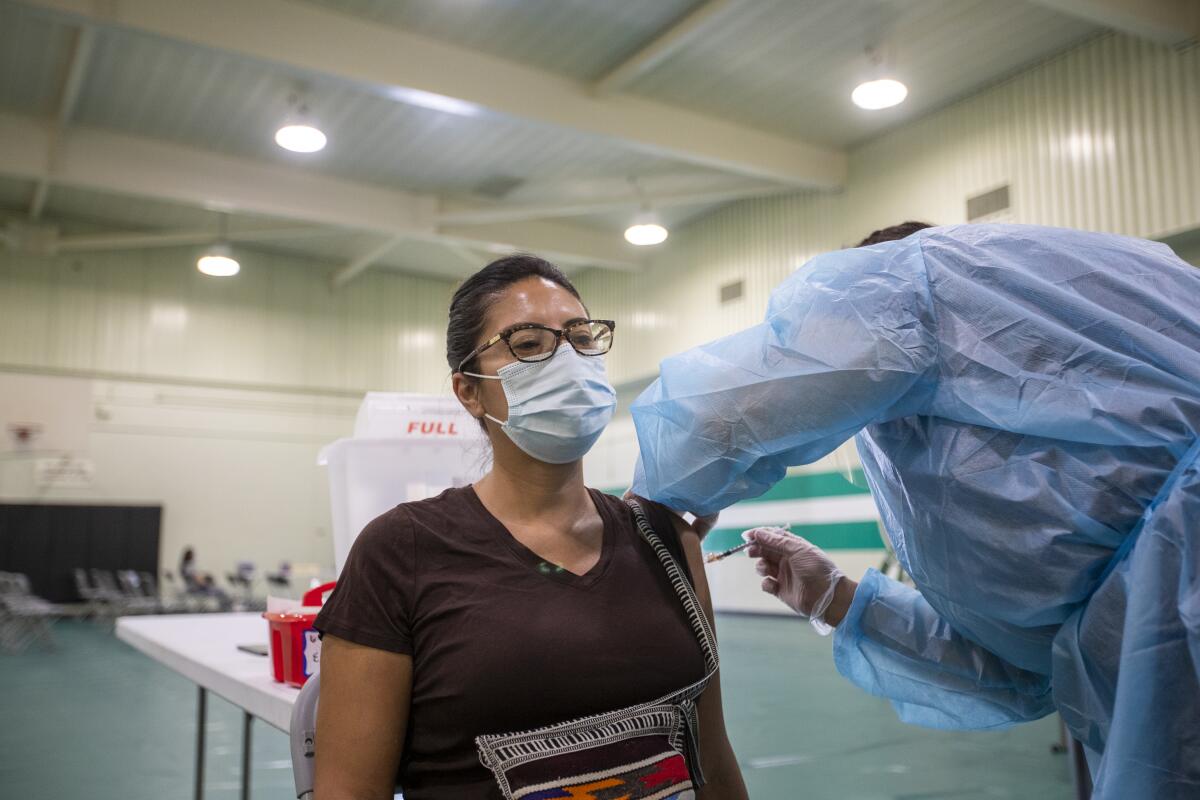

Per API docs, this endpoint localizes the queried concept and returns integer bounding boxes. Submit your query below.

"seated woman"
[313,255,747,799]
[178,546,231,611]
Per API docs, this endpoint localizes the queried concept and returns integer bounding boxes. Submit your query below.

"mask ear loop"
[460,370,506,426]
[462,341,570,425]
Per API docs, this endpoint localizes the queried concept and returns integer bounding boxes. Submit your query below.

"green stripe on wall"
[703,522,884,553]
[601,470,882,551]
[756,469,870,500]
[601,469,870,503]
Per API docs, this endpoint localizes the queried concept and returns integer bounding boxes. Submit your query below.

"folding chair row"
[72,568,190,618]
[0,571,60,653]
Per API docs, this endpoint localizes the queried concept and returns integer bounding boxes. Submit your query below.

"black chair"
[73,568,115,621]
[0,571,60,652]
[138,571,184,613]
[115,570,163,614]
[161,570,205,613]
[90,569,139,616]
[117,568,165,614]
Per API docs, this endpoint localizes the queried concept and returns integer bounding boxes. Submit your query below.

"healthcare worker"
[630,223,1200,798]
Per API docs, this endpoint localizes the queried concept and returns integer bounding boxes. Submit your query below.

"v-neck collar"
[465,485,616,589]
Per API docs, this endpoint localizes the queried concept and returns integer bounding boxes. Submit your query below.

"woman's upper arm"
[668,516,749,799]
[314,635,413,800]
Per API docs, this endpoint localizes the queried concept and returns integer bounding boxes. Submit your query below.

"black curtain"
[0,504,162,602]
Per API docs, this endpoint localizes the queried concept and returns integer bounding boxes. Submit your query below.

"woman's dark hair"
[447,254,582,374]
[857,221,934,247]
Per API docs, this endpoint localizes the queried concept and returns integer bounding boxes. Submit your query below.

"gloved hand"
[743,527,846,635]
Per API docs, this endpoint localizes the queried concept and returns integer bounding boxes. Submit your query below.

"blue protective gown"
[629,225,1200,797]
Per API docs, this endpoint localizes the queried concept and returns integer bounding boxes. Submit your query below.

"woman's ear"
[452,372,485,420]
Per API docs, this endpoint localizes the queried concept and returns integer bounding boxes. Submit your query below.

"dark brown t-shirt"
[314,486,706,799]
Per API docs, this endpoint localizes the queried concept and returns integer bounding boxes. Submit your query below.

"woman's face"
[454,276,590,428]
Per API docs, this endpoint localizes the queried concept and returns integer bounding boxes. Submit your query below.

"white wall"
[0,372,358,581]
[0,245,460,580]
[3,31,1196,597]
[846,33,1200,240]
[576,31,1200,610]
[0,245,456,395]
[0,371,91,454]
[577,32,1200,386]
[575,190,843,387]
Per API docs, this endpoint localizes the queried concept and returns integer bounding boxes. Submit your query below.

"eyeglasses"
[458,319,615,372]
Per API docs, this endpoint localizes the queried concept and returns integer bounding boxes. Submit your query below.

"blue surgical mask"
[467,344,617,464]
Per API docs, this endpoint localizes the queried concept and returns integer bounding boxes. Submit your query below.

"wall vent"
[720,279,744,304]
[967,184,1011,221]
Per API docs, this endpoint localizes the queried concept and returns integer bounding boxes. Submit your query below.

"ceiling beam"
[330,235,405,289]
[0,110,637,277]
[434,221,643,273]
[55,225,337,252]
[30,24,95,219]
[592,0,737,95]
[439,183,797,226]
[442,241,489,270]
[1029,0,1199,44]
[0,111,437,234]
[23,0,846,187]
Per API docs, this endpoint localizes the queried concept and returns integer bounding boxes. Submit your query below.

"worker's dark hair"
[446,254,582,374]
[857,221,934,247]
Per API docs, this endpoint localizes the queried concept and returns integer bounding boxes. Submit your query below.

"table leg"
[241,711,253,800]
[195,687,207,800]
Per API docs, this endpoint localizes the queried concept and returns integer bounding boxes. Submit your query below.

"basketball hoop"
[6,423,44,450]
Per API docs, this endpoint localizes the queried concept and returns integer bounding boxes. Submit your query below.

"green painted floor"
[0,618,1072,799]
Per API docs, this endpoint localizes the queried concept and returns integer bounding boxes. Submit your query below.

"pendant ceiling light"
[275,89,327,153]
[624,213,669,246]
[623,177,668,246]
[852,44,907,110]
[275,123,327,153]
[852,78,907,110]
[197,214,240,277]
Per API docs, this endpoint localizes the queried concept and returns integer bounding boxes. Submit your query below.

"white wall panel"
[0,246,462,578]
[575,189,845,386]
[2,31,1195,596]
[0,374,357,578]
[0,246,456,395]
[602,34,1200,388]
[847,34,1200,239]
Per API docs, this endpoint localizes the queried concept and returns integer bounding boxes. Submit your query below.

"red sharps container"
[264,581,335,687]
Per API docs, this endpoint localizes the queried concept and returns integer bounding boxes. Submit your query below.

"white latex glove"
[743,527,845,635]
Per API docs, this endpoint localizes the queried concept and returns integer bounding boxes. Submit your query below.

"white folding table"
[116,612,299,800]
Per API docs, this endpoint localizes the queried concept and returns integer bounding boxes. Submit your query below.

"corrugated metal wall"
[586,32,1200,387]
[848,33,1200,238]
[3,34,1195,395]
[575,189,846,386]
[0,246,456,395]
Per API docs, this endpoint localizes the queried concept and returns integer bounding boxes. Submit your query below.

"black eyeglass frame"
[457,319,616,373]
